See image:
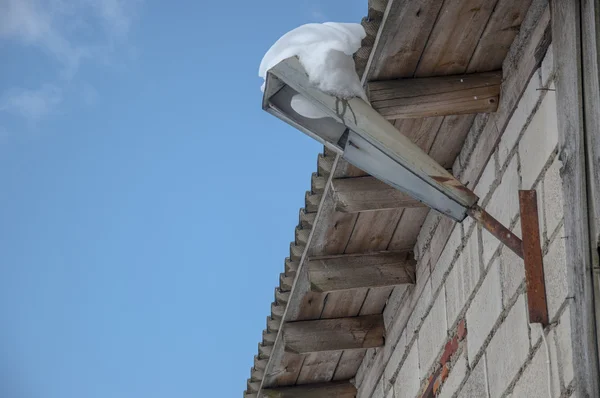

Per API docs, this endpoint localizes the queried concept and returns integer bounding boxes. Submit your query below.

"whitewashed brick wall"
[355,43,576,398]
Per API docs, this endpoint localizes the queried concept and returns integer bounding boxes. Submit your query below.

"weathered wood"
[364,1,443,81]
[581,0,600,370]
[552,0,600,396]
[393,117,444,154]
[415,0,498,77]
[428,115,477,168]
[283,315,385,354]
[388,208,430,251]
[468,0,534,72]
[368,71,501,120]
[307,251,415,292]
[332,176,425,213]
[262,381,356,398]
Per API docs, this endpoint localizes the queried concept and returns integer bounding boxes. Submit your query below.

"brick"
[499,68,542,166]
[519,92,559,189]
[355,347,377,388]
[543,157,564,238]
[372,379,385,398]
[457,319,467,341]
[384,385,395,398]
[467,259,502,365]
[440,336,459,365]
[543,228,569,321]
[460,354,489,398]
[508,339,551,398]
[499,244,525,309]
[446,233,480,328]
[418,287,448,379]
[433,364,450,395]
[541,44,554,88]
[438,353,467,398]
[384,285,409,330]
[474,155,497,200]
[482,156,520,268]
[551,305,574,390]
[430,218,457,269]
[394,342,420,398]
[408,279,432,337]
[444,259,464,329]
[431,225,461,294]
[384,328,408,383]
[486,295,530,398]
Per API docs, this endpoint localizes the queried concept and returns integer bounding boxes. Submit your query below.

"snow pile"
[259,22,368,104]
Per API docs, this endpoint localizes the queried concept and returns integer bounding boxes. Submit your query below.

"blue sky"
[0,1,366,397]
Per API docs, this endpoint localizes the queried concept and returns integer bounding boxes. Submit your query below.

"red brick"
[433,363,450,396]
[440,362,450,381]
[457,319,467,341]
[433,375,442,395]
[440,336,459,365]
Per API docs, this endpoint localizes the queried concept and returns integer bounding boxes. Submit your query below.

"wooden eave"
[245,1,547,397]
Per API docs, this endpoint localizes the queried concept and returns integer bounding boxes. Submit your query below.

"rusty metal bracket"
[519,190,549,326]
[465,190,548,326]
[467,205,524,259]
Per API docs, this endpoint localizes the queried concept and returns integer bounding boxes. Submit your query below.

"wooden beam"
[262,381,356,398]
[283,315,384,354]
[332,176,425,213]
[307,251,415,292]
[368,71,501,120]
[552,0,600,396]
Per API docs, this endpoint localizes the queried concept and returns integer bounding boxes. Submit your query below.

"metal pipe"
[467,204,524,259]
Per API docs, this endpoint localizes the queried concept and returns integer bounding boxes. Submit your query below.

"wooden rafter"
[283,315,385,354]
[307,251,415,292]
[332,176,425,213]
[368,71,502,120]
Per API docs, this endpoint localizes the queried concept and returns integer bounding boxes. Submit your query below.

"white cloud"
[0,0,141,122]
[0,84,62,120]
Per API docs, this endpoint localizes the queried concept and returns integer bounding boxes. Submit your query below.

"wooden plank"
[387,208,430,251]
[332,176,425,213]
[428,115,477,168]
[308,190,358,257]
[262,381,356,398]
[344,210,404,254]
[392,117,444,154]
[552,1,600,396]
[307,251,415,292]
[581,0,600,369]
[369,71,501,120]
[415,0,498,77]
[283,315,385,354]
[467,0,534,72]
[365,1,443,80]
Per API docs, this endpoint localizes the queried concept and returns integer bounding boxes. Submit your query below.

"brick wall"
[355,44,576,398]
